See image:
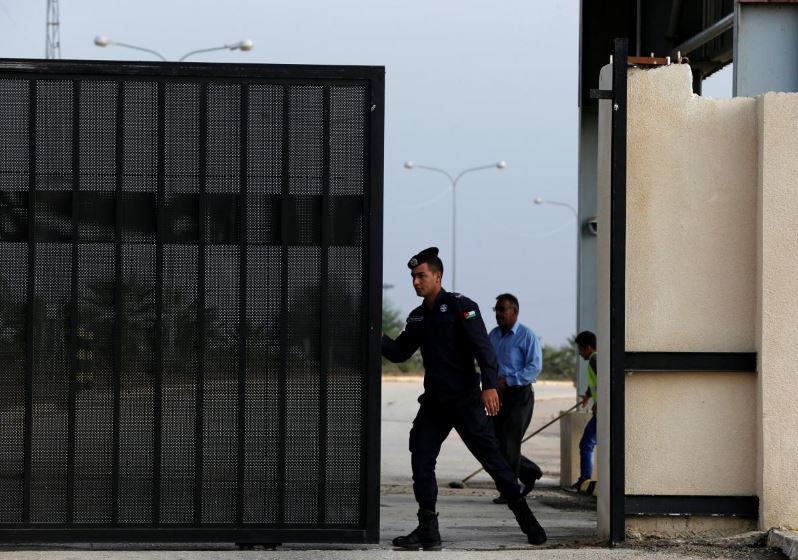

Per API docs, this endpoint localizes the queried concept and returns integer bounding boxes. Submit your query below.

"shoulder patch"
[407,315,424,323]
[463,310,477,320]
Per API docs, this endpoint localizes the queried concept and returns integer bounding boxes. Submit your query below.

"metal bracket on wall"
[590,55,674,103]
[628,56,671,66]
[589,88,614,100]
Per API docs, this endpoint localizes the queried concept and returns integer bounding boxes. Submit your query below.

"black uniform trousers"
[409,392,521,510]
[494,384,543,489]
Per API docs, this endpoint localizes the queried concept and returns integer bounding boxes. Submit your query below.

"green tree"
[382,298,423,374]
[382,300,405,339]
[539,337,577,384]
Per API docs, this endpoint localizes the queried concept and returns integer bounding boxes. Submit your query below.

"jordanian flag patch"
[463,310,477,320]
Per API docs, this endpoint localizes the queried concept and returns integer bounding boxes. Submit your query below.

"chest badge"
[439,304,448,313]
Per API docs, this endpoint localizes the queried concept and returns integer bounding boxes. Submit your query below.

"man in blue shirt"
[488,293,544,504]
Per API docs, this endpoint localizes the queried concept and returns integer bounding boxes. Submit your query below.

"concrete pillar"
[755,93,798,530]
[577,104,599,395]
[560,409,598,488]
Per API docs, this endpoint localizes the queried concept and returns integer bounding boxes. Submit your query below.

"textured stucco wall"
[596,63,764,539]
[595,63,798,538]
[756,93,798,530]
[625,65,758,352]
[625,372,757,495]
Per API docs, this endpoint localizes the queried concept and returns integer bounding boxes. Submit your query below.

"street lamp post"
[93,36,253,61]
[404,160,507,292]
[533,196,583,396]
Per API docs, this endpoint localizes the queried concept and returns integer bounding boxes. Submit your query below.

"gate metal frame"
[0,58,384,544]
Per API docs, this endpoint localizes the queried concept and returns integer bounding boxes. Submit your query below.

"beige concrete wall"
[756,93,798,531]
[595,63,776,539]
[625,372,757,495]
[625,64,758,352]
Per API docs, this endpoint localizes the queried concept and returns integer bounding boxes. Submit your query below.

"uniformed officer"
[382,247,547,549]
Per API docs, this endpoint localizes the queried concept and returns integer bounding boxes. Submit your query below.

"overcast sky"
[0,0,733,345]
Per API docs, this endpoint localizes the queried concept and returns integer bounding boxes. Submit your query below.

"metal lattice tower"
[45,0,61,59]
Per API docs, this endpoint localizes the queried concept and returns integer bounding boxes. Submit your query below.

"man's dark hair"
[495,293,519,310]
[426,257,443,275]
[575,330,596,349]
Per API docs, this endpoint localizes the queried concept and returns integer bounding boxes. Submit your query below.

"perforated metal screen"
[0,60,384,544]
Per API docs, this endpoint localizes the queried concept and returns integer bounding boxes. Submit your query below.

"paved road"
[381,377,577,487]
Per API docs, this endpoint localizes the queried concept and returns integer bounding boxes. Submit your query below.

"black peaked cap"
[408,247,439,269]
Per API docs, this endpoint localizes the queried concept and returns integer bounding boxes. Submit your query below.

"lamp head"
[404,161,415,170]
[533,197,544,205]
[496,160,507,169]
[238,39,254,52]
[94,35,110,47]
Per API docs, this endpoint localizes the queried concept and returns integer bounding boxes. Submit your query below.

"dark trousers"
[493,384,543,488]
[409,393,521,509]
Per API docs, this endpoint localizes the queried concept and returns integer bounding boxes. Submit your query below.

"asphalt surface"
[381,377,576,487]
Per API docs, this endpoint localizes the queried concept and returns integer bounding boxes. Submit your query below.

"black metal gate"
[0,59,383,543]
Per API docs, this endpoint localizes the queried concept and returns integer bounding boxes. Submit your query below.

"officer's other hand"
[579,394,590,408]
[482,388,500,416]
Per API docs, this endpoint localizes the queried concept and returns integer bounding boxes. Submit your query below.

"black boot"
[392,509,442,550]
[508,497,547,545]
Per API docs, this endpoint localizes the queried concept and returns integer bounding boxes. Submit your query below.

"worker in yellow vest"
[574,331,597,496]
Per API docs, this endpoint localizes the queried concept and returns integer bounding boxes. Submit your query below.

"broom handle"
[520,401,582,445]
[460,402,582,485]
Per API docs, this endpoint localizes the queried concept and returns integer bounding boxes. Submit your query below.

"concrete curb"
[768,528,798,560]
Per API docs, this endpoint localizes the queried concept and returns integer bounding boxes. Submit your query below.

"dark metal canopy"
[580,0,733,103]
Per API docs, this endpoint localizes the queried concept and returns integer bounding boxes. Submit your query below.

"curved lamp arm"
[179,40,254,62]
[94,36,167,61]
[534,197,578,220]
[453,161,506,184]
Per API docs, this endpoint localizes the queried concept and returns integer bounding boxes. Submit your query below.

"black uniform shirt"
[382,289,499,400]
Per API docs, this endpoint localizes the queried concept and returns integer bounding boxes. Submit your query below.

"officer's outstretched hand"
[481,388,500,416]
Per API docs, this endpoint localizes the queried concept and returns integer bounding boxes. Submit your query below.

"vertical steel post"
[194,82,208,525]
[317,85,331,525]
[153,80,166,526]
[23,79,37,525]
[278,84,290,525]
[235,82,249,526]
[111,80,124,524]
[609,37,628,545]
[66,79,80,524]
[364,73,385,542]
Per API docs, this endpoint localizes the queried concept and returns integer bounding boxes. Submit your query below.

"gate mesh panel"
[0,62,378,541]
[0,243,26,523]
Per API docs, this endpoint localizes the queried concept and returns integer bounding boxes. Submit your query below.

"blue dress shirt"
[488,321,542,387]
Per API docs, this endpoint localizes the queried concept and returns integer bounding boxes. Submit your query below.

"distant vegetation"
[540,337,577,383]
[381,299,423,373]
